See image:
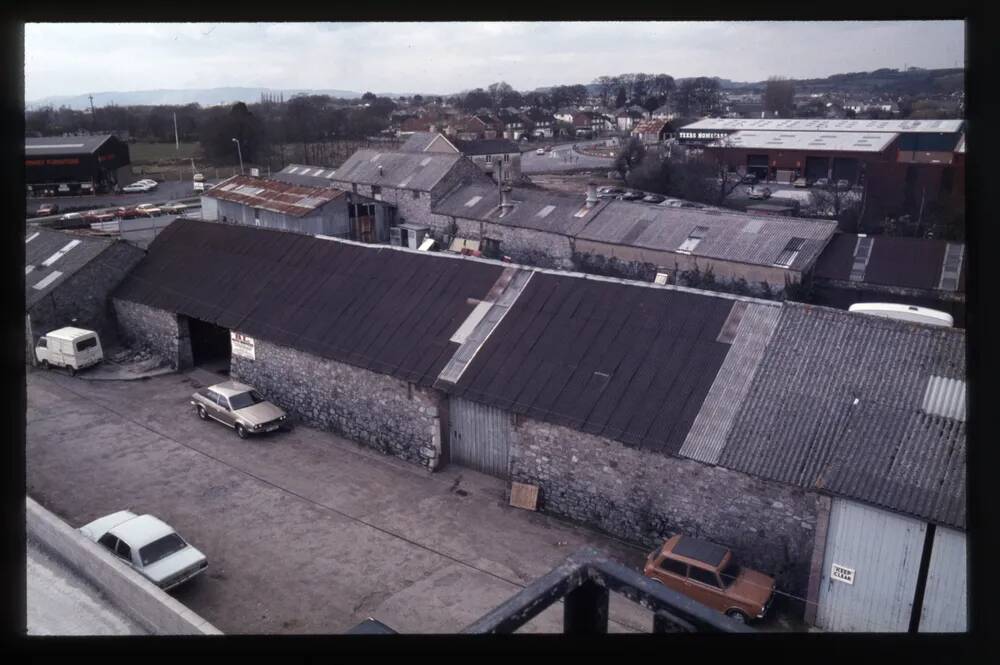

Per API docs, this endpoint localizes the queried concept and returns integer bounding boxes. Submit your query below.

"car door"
[686,564,727,613]
[215,394,236,427]
[653,556,689,597]
[114,538,136,571]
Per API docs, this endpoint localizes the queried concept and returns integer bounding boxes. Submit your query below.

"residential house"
[399,132,522,182]
[615,106,649,132]
[631,119,671,145]
[524,108,556,138]
[497,109,527,141]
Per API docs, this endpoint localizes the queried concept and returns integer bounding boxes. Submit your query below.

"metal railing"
[462,547,754,634]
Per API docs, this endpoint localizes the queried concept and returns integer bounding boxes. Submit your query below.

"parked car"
[193,182,206,193]
[160,202,188,214]
[643,534,775,624]
[836,179,851,190]
[59,212,82,221]
[135,203,161,217]
[535,148,546,155]
[191,381,290,439]
[597,187,625,199]
[740,173,758,185]
[746,186,771,200]
[36,203,59,216]
[35,327,103,375]
[83,211,116,224]
[122,180,156,193]
[793,177,809,188]
[79,511,207,591]
[116,206,141,219]
[813,177,829,188]
[642,194,666,203]
[619,191,643,201]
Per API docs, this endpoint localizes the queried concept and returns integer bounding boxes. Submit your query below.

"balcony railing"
[462,546,754,634]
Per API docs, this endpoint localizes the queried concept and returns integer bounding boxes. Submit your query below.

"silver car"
[191,380,289,439]
[79,511,207,590]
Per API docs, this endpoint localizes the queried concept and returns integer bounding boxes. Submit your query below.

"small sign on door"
[231,331,255,360]
[831,563,855,585]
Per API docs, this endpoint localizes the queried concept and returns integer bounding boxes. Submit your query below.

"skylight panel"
[677,226,709,253]
[536,205,556,218]
[41,239,81,267]
[26,232,40,243]
[32,270,63,290]
[774,237,807,268]
[465,195,483,207]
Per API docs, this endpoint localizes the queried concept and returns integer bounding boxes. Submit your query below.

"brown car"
[643,534,775,624]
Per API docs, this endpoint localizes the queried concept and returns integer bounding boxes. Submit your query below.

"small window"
[76,337,97,352]
[503,153,510,162]
[481,237,501,258]
[98,533,118,552]
[218,395,231,411]
[115,539,132,561]
[677,226,709,253]
[37,338,47,349]
[689,566,722,588]
[485,154,493,164]
[412,190,420,199]
[372,185,382,196]
[658,557,688,577]
[774,237,807,268]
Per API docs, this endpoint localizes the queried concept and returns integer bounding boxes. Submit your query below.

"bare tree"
[763,77,796,116]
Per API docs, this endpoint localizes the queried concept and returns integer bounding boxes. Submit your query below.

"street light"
[231,138,244,175]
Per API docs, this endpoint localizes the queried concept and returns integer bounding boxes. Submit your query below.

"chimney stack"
[585,182,598,208]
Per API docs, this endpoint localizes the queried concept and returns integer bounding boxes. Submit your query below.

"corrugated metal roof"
[681,118,965,134]
[25,228,113,308]
[203,175,345,217]
[922,377,966,421]
[443,272,738,455]
[714,130,898,153]
[813,234,964,293]
[432,183,609,236]
[718,302,966,528]
[330,149,465,192]
[112,220,504,387]
[632,119,668,135]
[271,164,339,188]
[578,201,837,271]
[25,134,118,156]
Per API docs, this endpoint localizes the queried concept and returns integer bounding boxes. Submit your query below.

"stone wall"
[112,299,191,368]
[230,337,444,469]
[510,416,820,600]
[453,217,574,269]
[28,241,146,352]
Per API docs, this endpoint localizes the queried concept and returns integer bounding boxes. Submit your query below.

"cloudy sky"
[24,21,964,101]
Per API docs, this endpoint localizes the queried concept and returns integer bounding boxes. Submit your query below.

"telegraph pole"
[89,95,96,129]
[174,112,179,150]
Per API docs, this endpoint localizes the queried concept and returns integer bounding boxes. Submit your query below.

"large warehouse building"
[25,134,132,197]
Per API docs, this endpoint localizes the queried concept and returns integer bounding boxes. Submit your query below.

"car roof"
[666,535,730,568]
[80,510,138,539]
[109,514,176,547]
[209,380,254,397]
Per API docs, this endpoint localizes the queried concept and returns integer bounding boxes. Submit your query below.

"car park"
[34,327,103,376]
[79,511,208,591]
[191,381,290,439]
[36,203,59,216]
[643,534,775,624]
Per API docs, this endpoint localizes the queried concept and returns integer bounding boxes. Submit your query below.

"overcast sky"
[24,21,965,101]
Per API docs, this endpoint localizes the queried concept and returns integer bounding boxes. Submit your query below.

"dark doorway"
[188,317,231,369]
[746,154,769,181]
[832,158,859,184]
[805,156,830,180]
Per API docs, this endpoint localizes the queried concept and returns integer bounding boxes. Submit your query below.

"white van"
[848,303,954,328]
[35,327,103,375]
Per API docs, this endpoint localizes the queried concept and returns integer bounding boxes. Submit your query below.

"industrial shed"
[811,234,966,326]
[201,174,392,243]
[25,227,145,359]
[25,134,132,196]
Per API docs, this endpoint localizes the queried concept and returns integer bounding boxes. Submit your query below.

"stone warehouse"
[26,227,145,360]
[108,220,965,630]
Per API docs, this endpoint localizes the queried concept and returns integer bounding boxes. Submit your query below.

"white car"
[79,511,208,590]
[536,148,545,155]
[123,180,156,193]
[59,212,82,221]
[160,202,188,214]
[135,203,161,216]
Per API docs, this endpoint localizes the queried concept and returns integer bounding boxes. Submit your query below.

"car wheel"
[197,406,207,420]
[68,366,76,377]
[235,423,248,439]
[41,359,50,371]
[725,609,749,624]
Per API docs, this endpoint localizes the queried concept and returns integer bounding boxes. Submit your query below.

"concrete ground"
[27,538,147,636]
[27,367,672,634]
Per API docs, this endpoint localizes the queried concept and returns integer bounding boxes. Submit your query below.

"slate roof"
[399,132,456,153]
[113,220,504,386]
[577,201,837,272]
[718,302,966,528]
[329,149,465,192]
[444,272,738,455]
[432,182,609,236]
[204,175,345,217]
[680,118,965,134]
[813,234,965,293]
[25,134,118,156]
[451,138,520,155]
[271,164,340,188]
[25,228,114,308]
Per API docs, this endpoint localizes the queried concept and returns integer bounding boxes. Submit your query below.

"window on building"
[412,189,420,199]
[485,154,493,164]
[774,237,807,268]
[677,226,709,253]
[372,185,382,196]
[658,557,688,577]
[941,167,954,194]
[481,237,501,258]
[503,153,510,162]
[689,566,722,588]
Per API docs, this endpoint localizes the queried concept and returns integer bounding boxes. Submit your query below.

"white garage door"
[816,499,927,632]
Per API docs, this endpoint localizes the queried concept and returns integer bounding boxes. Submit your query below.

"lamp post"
[232,138,244,175]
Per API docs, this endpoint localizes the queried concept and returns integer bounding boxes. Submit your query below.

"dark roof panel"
[113,220,504,386]
[25,228,114,308]
[813,234,960,292]
[25,134,117,156]
[673,536,729,567]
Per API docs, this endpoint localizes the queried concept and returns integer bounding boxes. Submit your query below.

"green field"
[128,141,202,165]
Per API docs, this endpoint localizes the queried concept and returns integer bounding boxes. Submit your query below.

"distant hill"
[26,87,364,110]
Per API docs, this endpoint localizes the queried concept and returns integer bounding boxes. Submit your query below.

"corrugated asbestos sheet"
[25,228,113,308]
[679,302,782,464]
[719,302,966,528]
[113,220,503,386]
[330,149,463,192]
[576,201,836,271]
[448,273,736,455]
[813,234,964,293]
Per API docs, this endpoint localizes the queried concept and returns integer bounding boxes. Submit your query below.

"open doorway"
[187,317,231,374]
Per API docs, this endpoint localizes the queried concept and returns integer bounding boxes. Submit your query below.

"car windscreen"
[720,560,741,587]
[228,390,266,411]
[76,337,97,351]
[139,533,187,567]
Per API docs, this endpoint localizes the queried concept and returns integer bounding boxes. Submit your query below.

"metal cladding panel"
[720,302,966,527]
[720,130,898,153]
[681,118,964,134]
[922,377,967,421]
[919,526,967,632]
[817,499,926,632]
[112,220,503,386]
[450,273,734,454]
[679,302,782,464]
[450,397,512,478]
